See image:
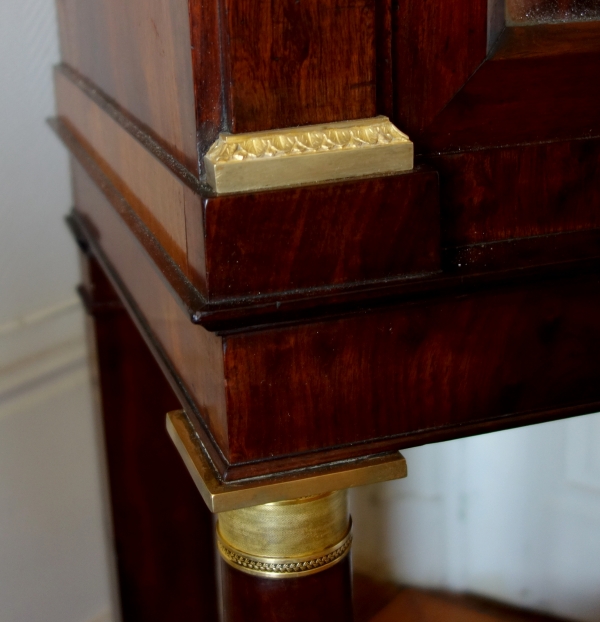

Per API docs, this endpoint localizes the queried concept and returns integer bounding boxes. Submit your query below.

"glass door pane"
[506,0,600,23]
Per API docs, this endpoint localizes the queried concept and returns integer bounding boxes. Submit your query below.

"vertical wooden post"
[216,492,354,622]
[80,253,218,622]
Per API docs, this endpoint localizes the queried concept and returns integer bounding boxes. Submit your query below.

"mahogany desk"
[51,0,600,619]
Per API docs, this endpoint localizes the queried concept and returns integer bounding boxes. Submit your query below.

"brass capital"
[217,491,352,578]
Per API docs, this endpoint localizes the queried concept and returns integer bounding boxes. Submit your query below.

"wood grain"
[56,0,198,170]
[81,253,218,622]
[55,65,200,278]
[56,0,396,165]
[420,24,600,152]
[222,0,378,133]
[188,0,227,165]
[71,158,231,468]
[442,228,600,275]
[55,74,440,301]
[393,0,600,153]
[219,557,353,622]
[392,0,488,137]
[430,137,600,248]
[66,141,600,481]
[200,170,440,298]
[222,271,600,464]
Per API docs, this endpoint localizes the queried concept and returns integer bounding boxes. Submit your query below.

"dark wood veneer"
[55,114,600,334]
[53,0,600,618]
[222,0,378,133]
[392,0,489,141]
[66,142,600,481]
[56,0,199,170]
[220,557,353,622]
[431,137,600,248]
[223,271,600,463]
[200,172,440,298]
[54,67,441,301]
[57,0,393,172]
[82,253,218,621]
[394,15,600,153]
[420,24,600,152]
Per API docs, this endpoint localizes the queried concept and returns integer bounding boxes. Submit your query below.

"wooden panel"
[82,255,218,622]
[71,159,231,466]
[56,0,198,171]
[56,104,600,333]
[55,66,200,279]
[430,137,600,248]
[223,0,379,133]
[419,23,600,152]
[199,170,440,298]
[392,0,488,137]
[189,0,227,162]
[223,272,600,463]
[65,133,600,480]
[56,74,439,301]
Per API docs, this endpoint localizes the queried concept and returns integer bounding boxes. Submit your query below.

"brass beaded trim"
[217,528,353,579]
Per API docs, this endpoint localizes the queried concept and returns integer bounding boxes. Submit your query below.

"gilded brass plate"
[166,410,407,513]
[204,116,414,194]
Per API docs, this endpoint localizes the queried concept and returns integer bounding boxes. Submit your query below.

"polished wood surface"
[70,157,231,472]
[64,141,600,482]
[200,170,439,297]
[56,0,198,170]
[419,24,600,152]
[81,254,218,622]
[52,0,600,618]
[394,5,600,150]
[393,0,488,138]
[432,138,600,248]
[221,272,600,466]
[56,0,396,174]
[222,0,378,133]
[55,65,198,273]
[219,557,353,622]
[55,67,438,300]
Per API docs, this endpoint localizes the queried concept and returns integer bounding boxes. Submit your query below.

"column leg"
[216,492,354,622]
[80,253,218,622]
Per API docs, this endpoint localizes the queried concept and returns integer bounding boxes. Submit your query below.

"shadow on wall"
[350,415,600,622]
[0,303,114,622]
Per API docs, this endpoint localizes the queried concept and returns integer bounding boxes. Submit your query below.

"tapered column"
[216,492,353,622]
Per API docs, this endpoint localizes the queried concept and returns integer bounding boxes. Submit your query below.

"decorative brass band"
[166,410,407,513]
[218,491,349,558]
[216,491,352,578]
[204,116,414,193]
[217,527,352,579]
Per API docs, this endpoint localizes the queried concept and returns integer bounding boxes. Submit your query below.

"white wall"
[1,1,600,622]
[0,0,113,620]
[351,413,600,621]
